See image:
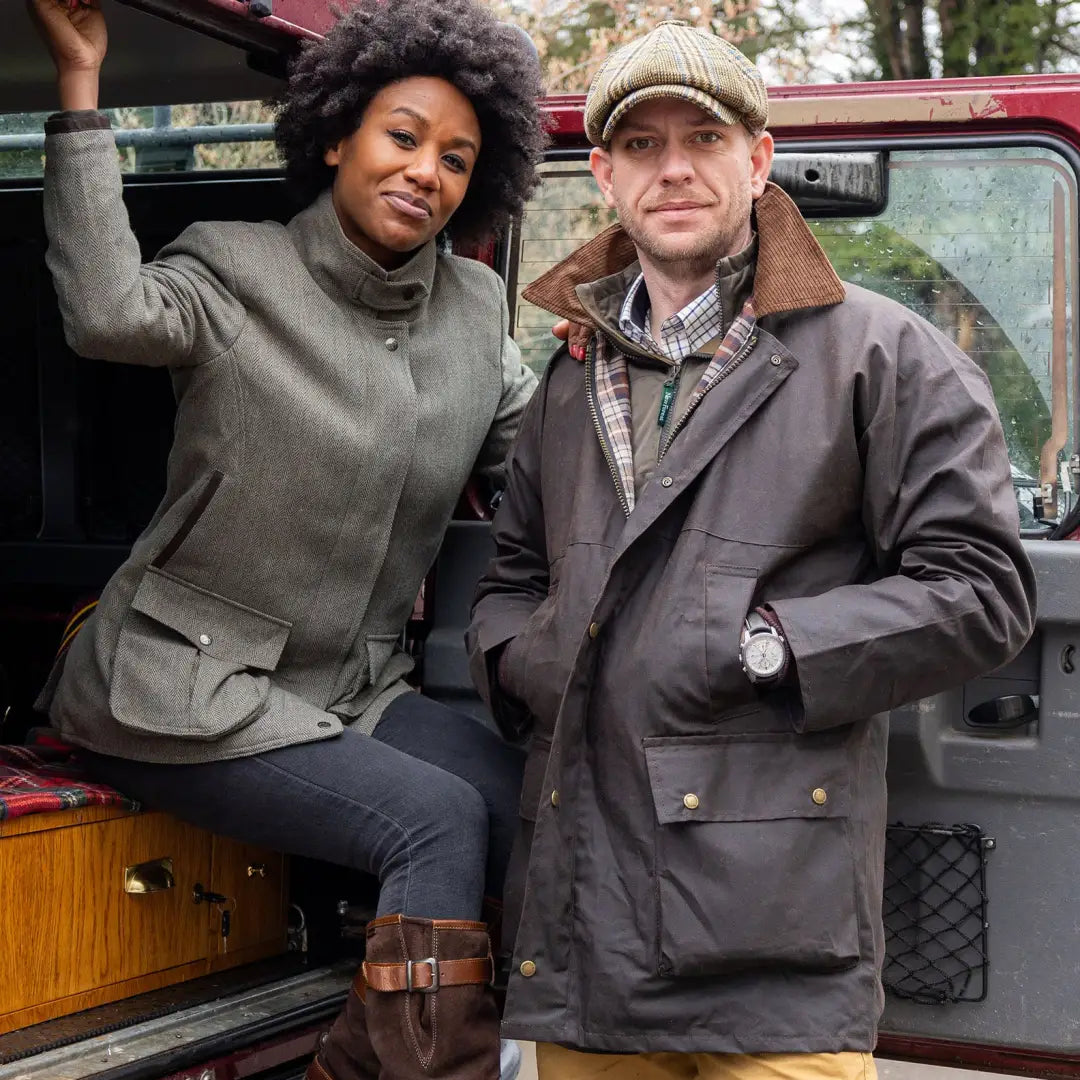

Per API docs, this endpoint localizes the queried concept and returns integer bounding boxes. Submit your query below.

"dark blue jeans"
[82,693,525,920]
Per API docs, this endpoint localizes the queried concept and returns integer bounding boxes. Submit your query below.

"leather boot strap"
[363,955,493,993]
[305,1058,335,1080]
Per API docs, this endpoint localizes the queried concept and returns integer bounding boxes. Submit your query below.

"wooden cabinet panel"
[207,836,288,966]
[0,807,288,1034]
[0,811,211,1014]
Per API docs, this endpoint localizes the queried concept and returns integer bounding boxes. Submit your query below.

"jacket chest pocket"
[109,569,291,741]
[704,565,758,707]
[644,732,860,977]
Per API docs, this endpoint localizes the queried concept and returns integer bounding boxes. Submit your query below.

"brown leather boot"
[306,968,380,1080]
[362,914,500,1080]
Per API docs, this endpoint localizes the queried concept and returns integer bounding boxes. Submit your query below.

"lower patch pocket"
[644,732,860,976]
[110,569,291,741]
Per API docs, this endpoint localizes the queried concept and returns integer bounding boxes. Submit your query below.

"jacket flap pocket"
[644,733,850,825]
[644,732,860,976]
[131,569,291,672]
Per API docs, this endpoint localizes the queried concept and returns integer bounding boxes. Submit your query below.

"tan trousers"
[535,1044,878,1080]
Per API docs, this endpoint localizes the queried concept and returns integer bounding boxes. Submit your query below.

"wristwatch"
[740,611,788,684]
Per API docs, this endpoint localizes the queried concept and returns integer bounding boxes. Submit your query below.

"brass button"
[683,793,700,810]
[385,337,399,351]
[770,354,783,366]
[812,787,828,806]
[661,476,673,488]
[519,960,537,977]
[550,789,560,808]
[198,633,212,647]
[588,622,600,639]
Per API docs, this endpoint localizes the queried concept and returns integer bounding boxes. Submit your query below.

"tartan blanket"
[0,736,139,821]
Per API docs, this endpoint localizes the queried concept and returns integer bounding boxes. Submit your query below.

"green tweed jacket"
[37,121,535,764]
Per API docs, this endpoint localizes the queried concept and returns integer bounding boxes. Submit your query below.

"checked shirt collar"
[616,233,758,362]
[618,274,724,362]
[593,295,757,515]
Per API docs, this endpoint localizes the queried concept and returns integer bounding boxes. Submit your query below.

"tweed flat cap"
[585,21,768,146]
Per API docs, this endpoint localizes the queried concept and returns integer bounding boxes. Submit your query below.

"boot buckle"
[405,957,440,993]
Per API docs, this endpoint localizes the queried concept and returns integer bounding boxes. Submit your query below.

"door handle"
[124,857,175,894]
[965,694,1038,732]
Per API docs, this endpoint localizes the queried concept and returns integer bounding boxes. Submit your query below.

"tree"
[490,0,1080,89]
[488,0,762,92]
[861,0,1080,79]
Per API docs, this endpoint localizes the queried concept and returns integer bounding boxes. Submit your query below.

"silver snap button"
[661,476,673,488]
[198,633,212,647]
[385,337,399,351]
[770,354,783,366]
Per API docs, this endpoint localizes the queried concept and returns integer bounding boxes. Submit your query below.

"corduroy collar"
[287,190,437,314]
[521,182,844,325]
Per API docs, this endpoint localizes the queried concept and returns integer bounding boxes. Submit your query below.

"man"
[467,20,1035,1080]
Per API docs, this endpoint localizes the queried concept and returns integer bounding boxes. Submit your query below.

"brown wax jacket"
[466,184,1035,1053]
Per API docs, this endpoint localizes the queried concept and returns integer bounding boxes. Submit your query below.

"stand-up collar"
[287,190,437,314]
[522,182,845,326]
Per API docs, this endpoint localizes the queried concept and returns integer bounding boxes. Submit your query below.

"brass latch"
[247,862,267,878]
[124,857,175,894]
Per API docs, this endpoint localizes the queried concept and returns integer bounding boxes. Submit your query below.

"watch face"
[745,634,785,678]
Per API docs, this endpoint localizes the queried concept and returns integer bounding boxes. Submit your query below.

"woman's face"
[324,76,481,269]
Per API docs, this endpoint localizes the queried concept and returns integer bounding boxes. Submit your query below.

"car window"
[513,147,1078,525]
[513,161,617,374]
[0,102,277,178]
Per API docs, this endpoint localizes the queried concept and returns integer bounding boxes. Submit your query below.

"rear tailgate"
[2,0,336,113]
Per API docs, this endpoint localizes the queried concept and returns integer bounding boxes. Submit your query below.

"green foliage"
[0,112,48,180]
[812,219,1050,476]
[496,0,1080,87]
[812,0,1080,81]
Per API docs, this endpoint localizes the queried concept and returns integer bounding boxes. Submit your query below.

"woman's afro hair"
[274,0,548,246]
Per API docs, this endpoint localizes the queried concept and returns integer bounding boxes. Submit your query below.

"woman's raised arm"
[28,0,246,368]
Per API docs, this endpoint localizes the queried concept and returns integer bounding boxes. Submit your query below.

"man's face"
[589,98,773,270]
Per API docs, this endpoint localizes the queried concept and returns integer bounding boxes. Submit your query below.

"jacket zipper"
[584,336,632,517]
[658,332,759,463]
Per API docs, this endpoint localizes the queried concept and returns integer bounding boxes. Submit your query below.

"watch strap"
[755,605,786,638]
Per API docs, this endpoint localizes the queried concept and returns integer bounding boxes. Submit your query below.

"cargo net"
[882,823,991,1004]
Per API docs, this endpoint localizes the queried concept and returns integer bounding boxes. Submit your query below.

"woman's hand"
[552,319,591,362]
[27,0,107,111]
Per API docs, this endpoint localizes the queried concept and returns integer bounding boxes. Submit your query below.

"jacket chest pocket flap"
[110,569,292,741]
[644,733,859,977]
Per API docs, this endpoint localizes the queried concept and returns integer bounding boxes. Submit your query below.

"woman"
[28,0,546,1076]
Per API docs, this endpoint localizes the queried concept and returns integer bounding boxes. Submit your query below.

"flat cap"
[584,21,768,146]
